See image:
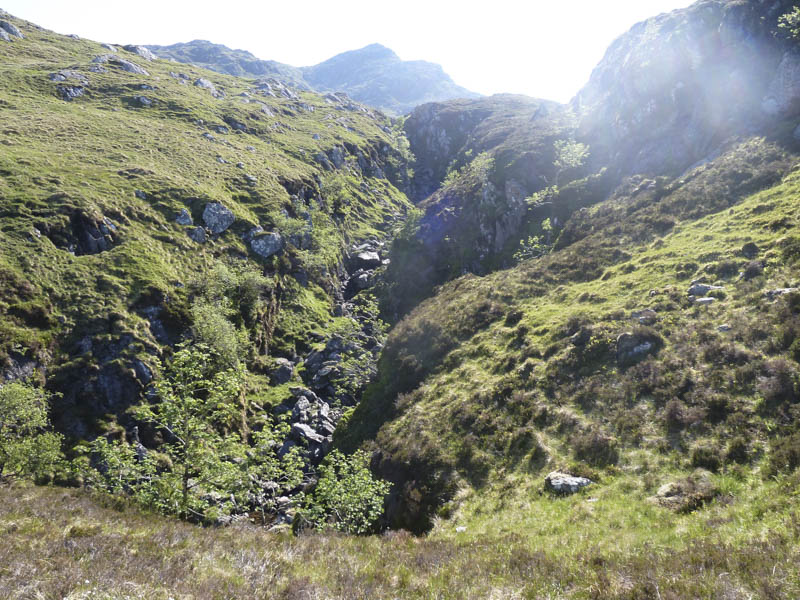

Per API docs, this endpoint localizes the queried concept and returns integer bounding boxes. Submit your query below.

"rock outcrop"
[574,0,800,176]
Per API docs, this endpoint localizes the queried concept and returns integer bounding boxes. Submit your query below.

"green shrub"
[298,449,391,535]
[572,429,619,467]
[0,381,63,481]
[691,445,722,473]
[725,436,750,464]
[765,431,800,478]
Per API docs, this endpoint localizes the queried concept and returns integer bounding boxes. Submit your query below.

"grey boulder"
[271,358,294,385]
[175,209,192,226]
[202,202,235,234]
[290,423,325,445]
[0,20,23,39]
[251,232,283,258]
[188,226,207,244]
[545,471,592,494]
[123,45,156,61]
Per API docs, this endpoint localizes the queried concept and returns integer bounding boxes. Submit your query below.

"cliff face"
[574,0,800,175]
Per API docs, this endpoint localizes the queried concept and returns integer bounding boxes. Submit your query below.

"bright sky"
[3,0,693,102]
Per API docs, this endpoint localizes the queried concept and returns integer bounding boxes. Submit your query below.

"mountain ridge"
[147,40,480,115]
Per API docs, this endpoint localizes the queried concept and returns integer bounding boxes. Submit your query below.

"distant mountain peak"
[147,40,478,115]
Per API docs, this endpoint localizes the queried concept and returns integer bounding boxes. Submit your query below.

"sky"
[2,0,694,102]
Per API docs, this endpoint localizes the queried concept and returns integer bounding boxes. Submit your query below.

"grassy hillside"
[0,12,412,441]
[345,131,800,532]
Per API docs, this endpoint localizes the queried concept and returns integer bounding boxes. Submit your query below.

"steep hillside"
[148,41,479,116]
[3,1,800,598]
[0,9,413,480]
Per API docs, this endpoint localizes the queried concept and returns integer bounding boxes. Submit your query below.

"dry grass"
[1,482,799,599]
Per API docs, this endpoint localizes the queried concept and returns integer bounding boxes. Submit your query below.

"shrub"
[765,431,800,477]
[691,445,721,473]
[298,449,391,535]
[756,359,798,408]
[0,381,63,481]
[742,261,764,280]
[725,436,750,464]
[572,429,619,467]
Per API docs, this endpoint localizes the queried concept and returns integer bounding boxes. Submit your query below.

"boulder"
[101,43,117,53]
[49,70,89,85]
[688,282,723,296]
[122,45,156,61]
[202,202,235,234]
[251,232,283,258]
[0,20,23,39]
[616,331,657,366]
[57,86,86,102]
[175,209,192,225]
[271,358,294,385]
[114,58,150,76]
[134,96,153,107]
[695,297,715,306]
[0,29,9,42]
[630,308,658,325]
[188,226,206,243]
[545,471,592,494]
[765,288,799,300]
[134,190,147,200]
[289,386,321,403]
[194,78,222,98]
[291,397,311,423]
[354,250,381,270]
[290,423,325,445]
[242,225,264,243]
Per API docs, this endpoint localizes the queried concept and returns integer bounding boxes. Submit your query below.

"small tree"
[85,343,305,522]
[0,381,63,481]
[299,449,390,534]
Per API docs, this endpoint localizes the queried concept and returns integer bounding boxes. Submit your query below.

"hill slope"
[2,2,800,599]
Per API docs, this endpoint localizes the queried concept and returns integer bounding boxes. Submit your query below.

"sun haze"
[3,0,693,101]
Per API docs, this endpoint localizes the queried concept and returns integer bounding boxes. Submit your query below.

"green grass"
[0,12,412,437]
[345,136,800,533]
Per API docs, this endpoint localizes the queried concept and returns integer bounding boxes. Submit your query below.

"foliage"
[83,344,304,521]
[299,449,390,534]
[778,7,800,39]
[553,139,589,175]
[0,381,63,480]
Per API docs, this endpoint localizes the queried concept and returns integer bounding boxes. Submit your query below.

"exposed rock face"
[0,20,23,39]
[92,54,150,76]
[202,202,235,234]
[574,0,800,176]
[545,471,593,494]
[194,77,223,98]
[40,211,119,255]
[122,45,156,61]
